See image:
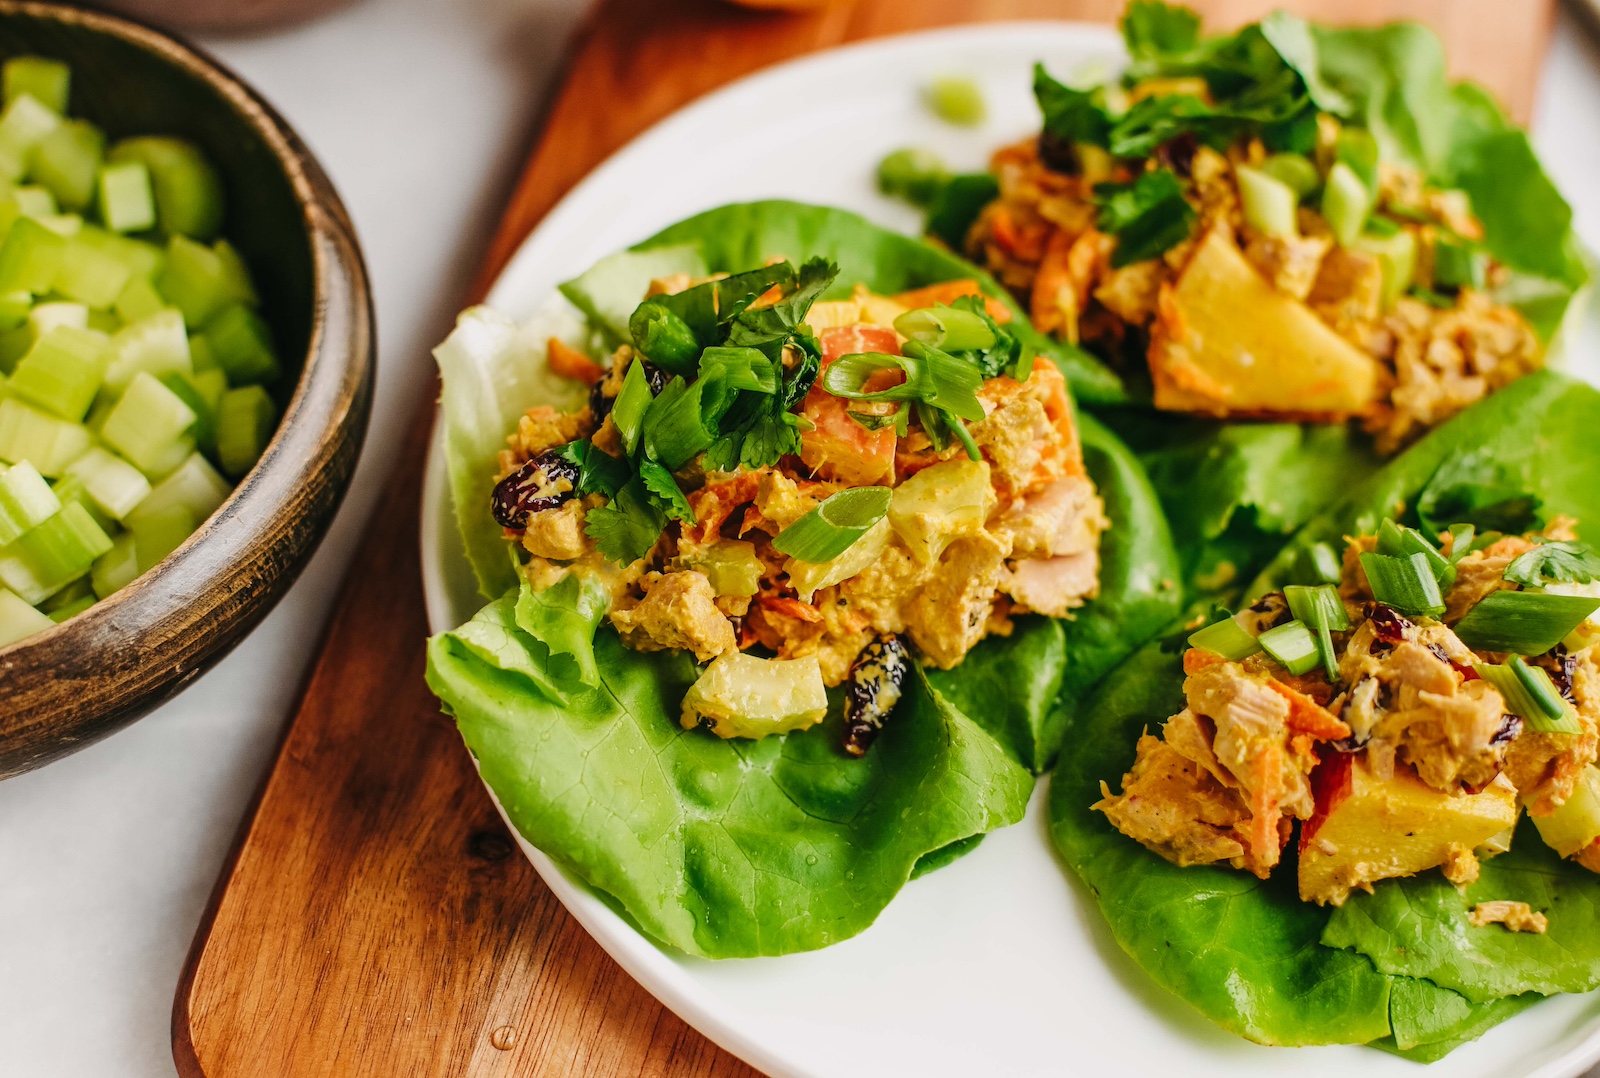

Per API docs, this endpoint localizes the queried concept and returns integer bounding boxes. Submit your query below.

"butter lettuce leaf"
[1374,978,1540,1062]
[1048,642,1394,1045]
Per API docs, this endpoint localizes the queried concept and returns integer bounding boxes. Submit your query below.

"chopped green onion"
[203,304,279,385]
[97,160,155,233]
[3,57,70,115]
[63,446,149,520]
[1446,523,1476,564]
[0,397,90,476]
[1258,619,1321,676]
[1236,164,1299,237]
[0,460,60,544]
[0,584,53,645]
[876,147,948,207]
[1475,656,1583,735]
[773,486,893,563]
[30,118,104,212]
[610,357,651,456]
[1453,590,1600,655]
[1187,614,1262,660]
[1296,541,1343,585]
[822,352,920,402]
[100,370,196,477]
[0,215,66,293]
[893,305,996,353]
[1377,517,1453,588]
[697,346,776,394]
[628,301,700,375]
[1321,161,1370,248]
[925,75,985,126]
[1359,550,1446,617]
[106,136,223,241]
[8,325,110,421]
[0,500,111,603]
[1285,583,1349,681]
[215,385,275,477]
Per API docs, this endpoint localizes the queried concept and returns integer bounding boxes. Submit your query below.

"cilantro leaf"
[638,460,696,524]
[1033,63,1110,148]
[643,262,795,350]
[1504,541,1600,588]
[556,439,630,498]
[1094,169,1198,267]
[948,294,1034,380]
[726,257,838,361]
[583,477,666,565]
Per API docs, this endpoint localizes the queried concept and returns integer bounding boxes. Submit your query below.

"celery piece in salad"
[106,136,223,241]
[129,503,196,572]
[925,75,985,127]
[212,240,258,308]
[104,308,191,394]
[0,584,53,645]
[0,215,65,293]
[55,232,135,309]
[157,234,234,327]
[1258,619,1321,675]
[100,370,196,478]
[0,500,111,603]
[0,397,91,476]
[0,93,61,179]
[0,460,60,544]
[98,160,155,234]
[51,473,113,533]
[215,385,276,477]
[29,299,86,334]
[2,58,69,115]
[1353,228,1417,311]
[47,593,93,622]
[63,446,149,520]
[125,451,229,529]
[113,273,164,324]
[204,304,280,385]
[90,529,136,598]
[1236,164,1299,237]
[1187,614,1263,660]
[1321,162,1370,248]
[1259,153,1320,199]
[30,118,104,212]
[8,325,110,421]
[1532,766,1600,857]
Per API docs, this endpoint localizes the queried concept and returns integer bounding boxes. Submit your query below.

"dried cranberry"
[1155,133,1199,177]
[1547,646,1579,703]
[1452,660,1480,682]
[1426,642,1452,665]
[640,360,669,396]
[1366,603,1413,644]
[1036,131,1081,174]
[1491,714,1524,746]
[842,634,910,757]
[490,450,579,530]
[589,376,614,421]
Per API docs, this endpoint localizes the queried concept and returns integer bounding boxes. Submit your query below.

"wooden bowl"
[0,2,374,778]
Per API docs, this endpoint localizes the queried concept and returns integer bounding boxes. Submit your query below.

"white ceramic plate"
[420,23,1600,1078]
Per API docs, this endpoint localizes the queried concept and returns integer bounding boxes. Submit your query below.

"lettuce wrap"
[427,200,1182,957]
[1051,371,1600,1055]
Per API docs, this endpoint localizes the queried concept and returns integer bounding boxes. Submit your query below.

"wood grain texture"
[176,1,1555,1075]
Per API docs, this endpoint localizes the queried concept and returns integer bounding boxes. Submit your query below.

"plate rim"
[419,20,1600,1078]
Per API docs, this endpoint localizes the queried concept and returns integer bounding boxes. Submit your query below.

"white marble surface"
[0,4,1598,1076]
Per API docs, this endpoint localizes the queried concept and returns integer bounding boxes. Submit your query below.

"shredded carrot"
[1245,744,1285,875]
[890,279,1013,323]
[759,596,823,623]
[547,337,605,384]
[1265,678,1352,741]
[1183,648,1230,675]
[685,473,760,543]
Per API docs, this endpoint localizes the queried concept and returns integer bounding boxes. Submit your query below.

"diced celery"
[0,215,66,293]
[0,396,89,475]
[29,119,103,211]
[79,226,163,278]
[190,367,227,409]
[106,137,222,241]
[1236,164,1299,237]
[159,371,216,450]
[1259,153,1320,199]
[0,584,52,645]
[54,232,134,308]
[3,58,69,115]
[1354,229,1418,311]
[50,473,113,533]
[204,304,279,385]
[187,333,216,373]
[47,593,93,622]
[113,274,163,324]
[37,212,81,237]
[0,290,29,332]
[100,370,196,477]
[97,160,155,233]
[216,384,275,477]
[87,308,118,333]
[126,450,228,527]
[64,446,149,520]
[0,460,60,544]
[103,308,190,394]
[0,323,28,373]
[12,184,54,218]
[90,529,136,598]
[1321,162,1370,248]
[129,503,195,571]
[158,235,242,327]
[212,240,258,307]
[8,325,110,420]
[0,500,111,603]
[0,94,62,180]
[1533,767,1600,858]
[29,299,86,334]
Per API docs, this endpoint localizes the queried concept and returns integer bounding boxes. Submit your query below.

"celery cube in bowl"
[0,3,373,778]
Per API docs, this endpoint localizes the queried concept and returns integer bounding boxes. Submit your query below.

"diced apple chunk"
[680,653,828,740]
[1298,752,1518,906]
[1532,765,1600,859]
[1148,226,1383,419]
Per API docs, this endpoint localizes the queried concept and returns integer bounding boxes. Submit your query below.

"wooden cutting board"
[171,1,1555,1074]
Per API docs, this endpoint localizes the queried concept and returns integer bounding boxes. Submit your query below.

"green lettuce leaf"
[557,243,705,346]
[1253,372,1600,596]
[928,617,1065,774]
[514,570,609,688]
[633,199,1128,405]
[1374,978,1540,1062]
[432,305,592,599]
[1048,642,1394,1046]
[1323,817,1600,1002]
[428,618,1032,957]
